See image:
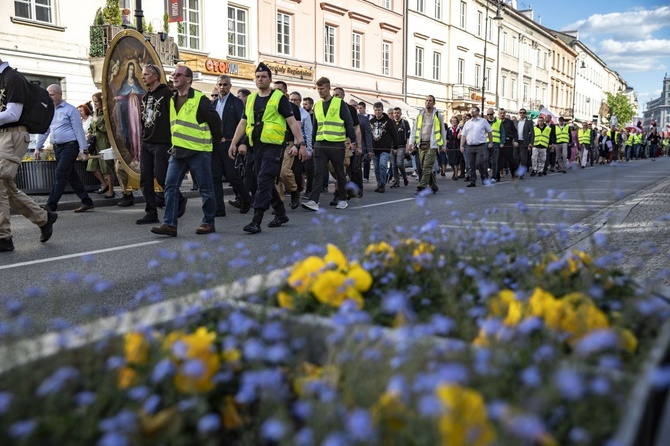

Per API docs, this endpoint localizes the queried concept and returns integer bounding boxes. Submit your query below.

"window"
[501,31,507,53]
[475,64,481,88]
[457,58,464,84]
[477,11,483,37]
[486,67,491,91]
[383,0,391,8]
[501,76,507,98]
[487,17,492,41]
[432,52,441,81]
[512,36,518,57]
[511,79,516,98]
[523,83,529,101]
[416,0,424,13]
[14,0,53,23]
[352,32,362,69]
[382,41,391,76]
[277,12,291,56]
[324,25,336,64]
[227,5,246,58]
[415,47,424,77]
[435,0,442,19]
[459,1,466,28]
[179,0,201,50]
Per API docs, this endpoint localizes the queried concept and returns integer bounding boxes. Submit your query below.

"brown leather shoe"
[73,204,94,213]
[151,224,177,237]
[195,224,215,235]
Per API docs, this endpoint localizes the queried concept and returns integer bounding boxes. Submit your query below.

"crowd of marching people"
[3,53,670,250]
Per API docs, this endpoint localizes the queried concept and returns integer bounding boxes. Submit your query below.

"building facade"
[405,0,449,112]
[548,31,576,120]
[1,0,104,106]
[643,74,670,132]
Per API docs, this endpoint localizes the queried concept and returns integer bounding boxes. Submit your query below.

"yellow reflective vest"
[415,111,444,146]
[578,129,591,145]
[490,119,502,143]
[314,97,346,142]
[245,89,286,147]
[555,125,570,144]
[533,125,552,148]
[170,90,212,152]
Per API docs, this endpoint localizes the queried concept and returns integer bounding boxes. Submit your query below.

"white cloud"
[563,6,670,40]
[600,39,670,57]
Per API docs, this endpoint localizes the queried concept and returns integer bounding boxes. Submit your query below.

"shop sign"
[263,61,314,81]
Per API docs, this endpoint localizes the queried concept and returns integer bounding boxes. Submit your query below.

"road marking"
[0,241,162,271]
[352,198,415,209]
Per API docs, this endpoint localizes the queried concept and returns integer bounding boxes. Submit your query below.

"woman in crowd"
[445,116,462,180]
[87,92,116,198]
[598,129,611,165]
[78,103,93,135]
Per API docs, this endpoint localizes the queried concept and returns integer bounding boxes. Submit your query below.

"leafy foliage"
[606,92,635,126]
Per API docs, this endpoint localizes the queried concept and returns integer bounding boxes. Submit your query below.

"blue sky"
[525,0,670,111]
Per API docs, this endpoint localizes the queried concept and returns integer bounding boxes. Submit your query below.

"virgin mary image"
[113,61,145,165]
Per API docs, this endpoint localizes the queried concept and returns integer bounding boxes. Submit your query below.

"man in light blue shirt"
[36,84,94,212]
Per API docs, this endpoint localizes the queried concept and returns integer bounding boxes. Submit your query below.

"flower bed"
[1,227,670,445]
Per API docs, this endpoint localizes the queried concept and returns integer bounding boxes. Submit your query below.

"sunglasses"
[145,64,160,76]
[487,113,494,116]
[519,111,526,114]
[211,94,219,98]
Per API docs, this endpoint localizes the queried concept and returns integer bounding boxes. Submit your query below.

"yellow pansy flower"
[277,290,294,309]
[323,243,348,272]
[287,256,326,292]
[124,332,151,365]
[346,262,373,292]
[436,384,495,446]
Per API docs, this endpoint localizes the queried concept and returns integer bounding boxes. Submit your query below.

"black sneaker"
[243,222,262,234]
[117,194,135,207]
[40,210,58,243]
[329,198,339,206]
[136,213,159,225]
[0,237,15,252]
[268,215,289,228]
[290,191,301,209]
[228,199,242,209]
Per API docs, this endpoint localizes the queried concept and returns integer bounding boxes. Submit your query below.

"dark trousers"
[212,142,251,212]
[498,144,517,179]
[543,147,556,172]
[309,144,346,204]
[140,142,170,216]
[514,144,529,176]
[467,144,488,184]
[291,155,304,192]
[348,153,364,195]
[363,156,371,180]
[302,156,315,194]
[47,141,93,211]
[244,146,257,198]
[413,150,422,179]
[252,145,283,212]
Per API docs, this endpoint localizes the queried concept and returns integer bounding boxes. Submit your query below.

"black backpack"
[13,68,55,134]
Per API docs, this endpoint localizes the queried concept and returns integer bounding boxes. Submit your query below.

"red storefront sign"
[166,0,183,23]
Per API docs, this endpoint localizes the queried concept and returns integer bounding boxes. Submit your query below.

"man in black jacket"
[498,109,518,180]
[136,64,186,224]
[150,66,222,237]
[514,108,533,178]
[212,74,252,216]
[370,102,398,193]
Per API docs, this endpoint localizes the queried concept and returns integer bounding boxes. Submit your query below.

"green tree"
[102,0,121,26]
[605,92,634,127]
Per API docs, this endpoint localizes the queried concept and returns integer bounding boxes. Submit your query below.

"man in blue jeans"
[151,66,222,237]
[36,84,94,213]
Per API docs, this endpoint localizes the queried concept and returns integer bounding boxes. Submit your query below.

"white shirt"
[517,118,526,141]
[215,92,230,119]
[461,117,492,145]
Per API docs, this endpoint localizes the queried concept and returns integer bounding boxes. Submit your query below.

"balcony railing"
[451,84,479,101]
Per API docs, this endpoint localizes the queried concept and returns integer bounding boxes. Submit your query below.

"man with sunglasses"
[212,74,252,217]
[514,109,533,179]
[150,66,222,237]
[136,63,187,224]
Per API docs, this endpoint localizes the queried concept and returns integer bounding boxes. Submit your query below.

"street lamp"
[481,0,503,110]
[134,0,144,33]
[571,51,586,121]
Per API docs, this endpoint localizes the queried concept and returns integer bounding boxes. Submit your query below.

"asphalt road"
[2,157,669,337]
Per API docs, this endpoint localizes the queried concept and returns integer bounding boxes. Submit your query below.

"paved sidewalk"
[570,174,670,287]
